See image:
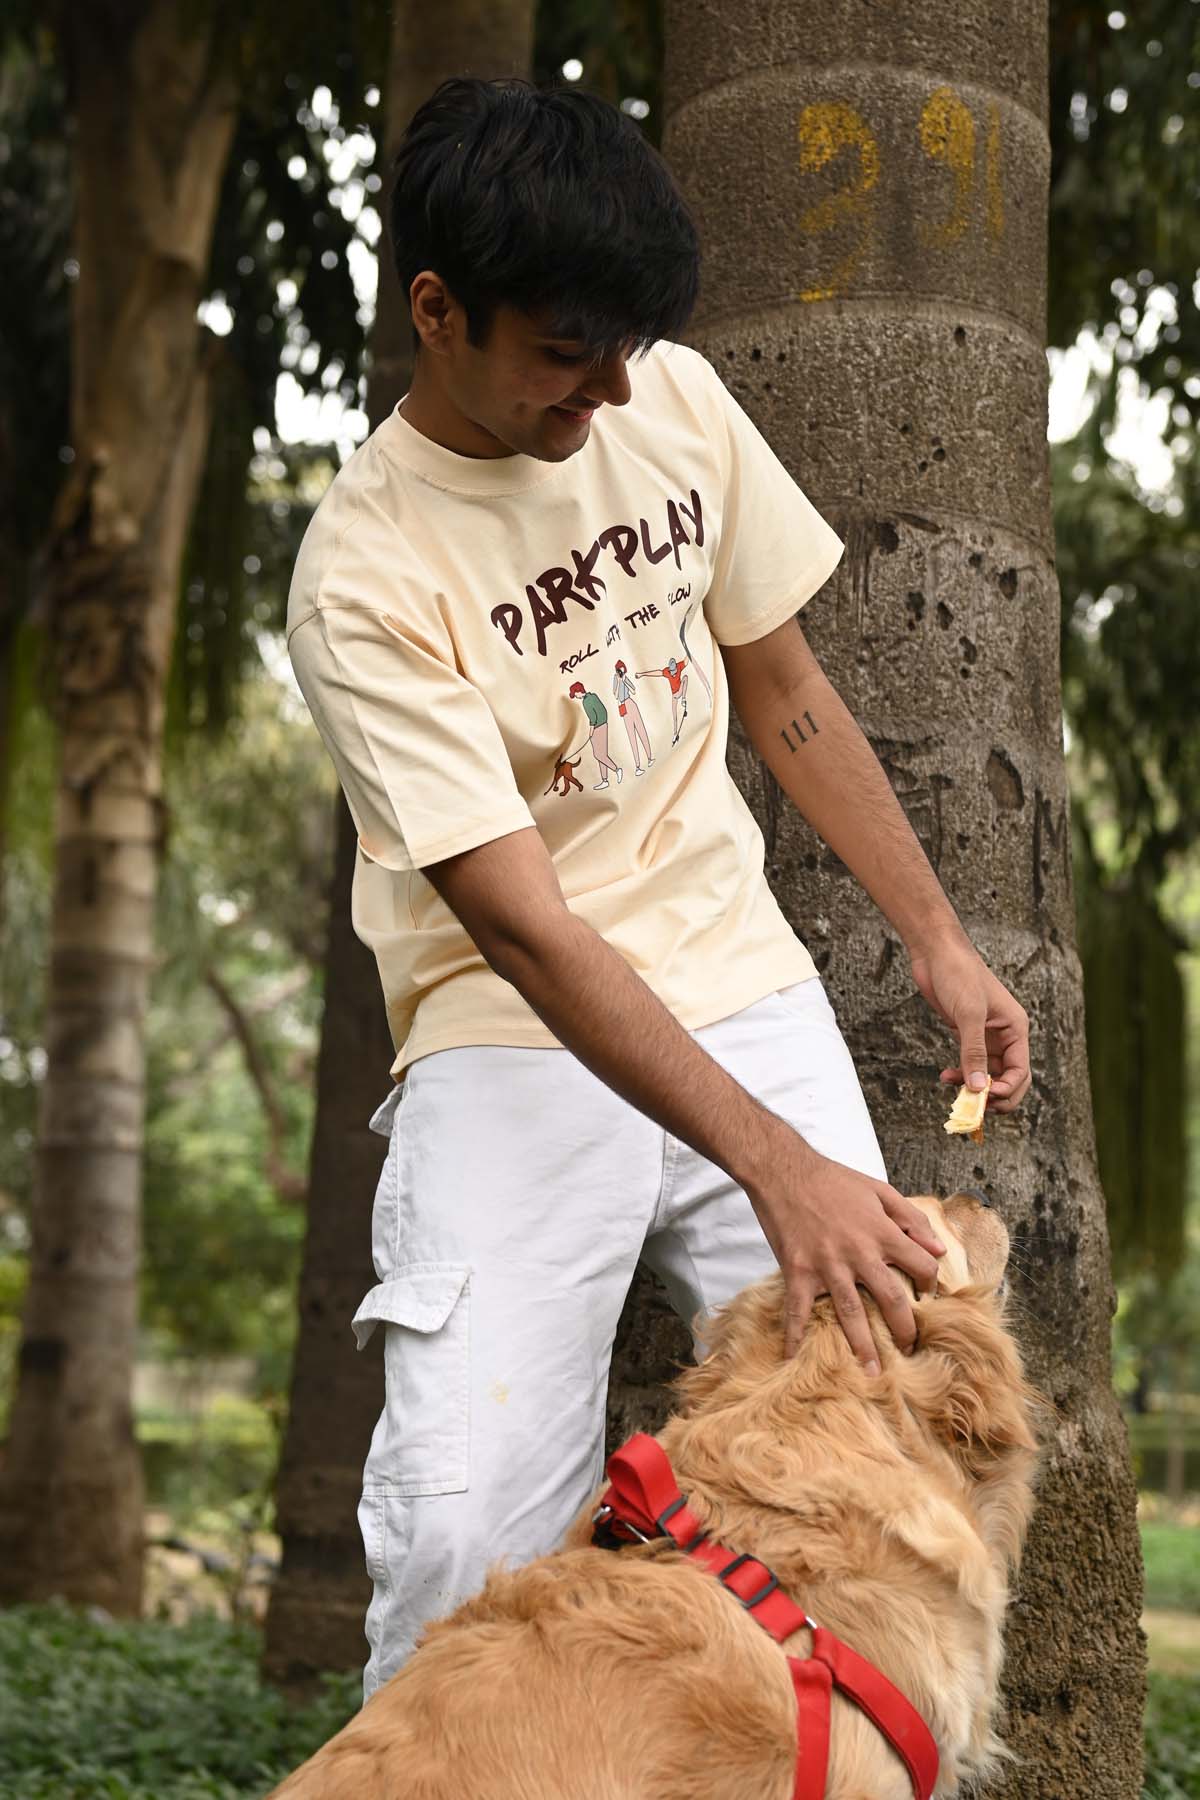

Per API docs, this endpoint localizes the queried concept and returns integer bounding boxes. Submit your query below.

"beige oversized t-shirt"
[286,340,844,1079]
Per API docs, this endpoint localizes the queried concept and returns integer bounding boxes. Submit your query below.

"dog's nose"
[957,1187,993,1209]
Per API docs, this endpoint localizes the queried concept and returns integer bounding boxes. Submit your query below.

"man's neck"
[398,363,516,460]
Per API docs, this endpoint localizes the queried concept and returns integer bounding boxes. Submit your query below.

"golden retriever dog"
[268,1191,1042,1799]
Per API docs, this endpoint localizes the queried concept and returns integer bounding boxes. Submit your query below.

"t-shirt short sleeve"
[698,363,845,647]
[287,603,537,873]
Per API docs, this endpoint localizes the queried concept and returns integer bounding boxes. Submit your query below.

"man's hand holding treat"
[908,927,1031,1123]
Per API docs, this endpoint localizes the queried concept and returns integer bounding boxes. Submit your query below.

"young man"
[286,76,1031,1702]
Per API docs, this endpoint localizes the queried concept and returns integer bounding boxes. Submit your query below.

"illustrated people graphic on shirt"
[612,659,653,775]
[678,596,712,709]
[636,656,689,745]
[568,682,623,790]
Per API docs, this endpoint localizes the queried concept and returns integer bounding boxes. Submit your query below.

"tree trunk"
[0,1,235,1612]
[614,1,1145,1792]
[261,1,535,1695]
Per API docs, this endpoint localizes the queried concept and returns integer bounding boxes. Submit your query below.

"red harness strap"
[592,1433,938,1800]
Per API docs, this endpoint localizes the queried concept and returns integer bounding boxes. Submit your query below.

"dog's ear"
[909,1294,1039,1443]
[903,1291,1042,1463]
[898,1292,1045,1569]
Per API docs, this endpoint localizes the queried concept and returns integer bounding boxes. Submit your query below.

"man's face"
[429,293,635,462]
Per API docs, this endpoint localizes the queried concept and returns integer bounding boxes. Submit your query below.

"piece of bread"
[943,1076,991,1145]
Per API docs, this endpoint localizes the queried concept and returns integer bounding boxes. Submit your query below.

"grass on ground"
[0,1602,359,1800]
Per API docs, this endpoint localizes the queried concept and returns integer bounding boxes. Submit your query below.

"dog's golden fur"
[269,1194,1042,1799]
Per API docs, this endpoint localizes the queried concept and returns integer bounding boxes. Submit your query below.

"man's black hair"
[389,76,701,361]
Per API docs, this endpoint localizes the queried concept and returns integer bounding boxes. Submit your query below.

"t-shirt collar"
[377,397,574,496]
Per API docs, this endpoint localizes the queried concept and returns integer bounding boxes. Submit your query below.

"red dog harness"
[592,1434,938,1800]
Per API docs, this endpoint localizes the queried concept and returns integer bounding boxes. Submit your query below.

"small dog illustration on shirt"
[545,754,584,798]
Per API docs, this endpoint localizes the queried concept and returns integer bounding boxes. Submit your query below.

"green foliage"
[1049,2,1200,428]
[1142,1521,1200,1613]
[1116,1269,1200,1441]
[0,646,336,1427]
[0,637,58,1441]
[170,440,334,745]
[1055,401,1197,1288]
[225,0,389,125]
[207,104,369,409]
[1094,921,1199,1378]
[174,63,381,736]
[0,1602,360,1800]
[533,0,662,143]
[140,1045,305,1372]
[142,654,336,1382]
[1055,425,1200,887]
[0,4,389,753]
[1050,18,1200,1302]
[139,1397,280,1530]
[0,1248,25,1444]
[1144,1673,1200,1800]
[1077,874,1186,1278]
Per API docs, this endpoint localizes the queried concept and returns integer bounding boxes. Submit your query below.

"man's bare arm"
[721,616,1031,1111]
[420,827,946,1370]
[721,618,962,953]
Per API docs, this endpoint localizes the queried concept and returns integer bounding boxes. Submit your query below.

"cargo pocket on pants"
[352,1262,471,1496]
[366,1084,406,1280]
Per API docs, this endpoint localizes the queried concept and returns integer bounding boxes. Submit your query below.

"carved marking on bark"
[843,510,875,637]
[1033,789,1070,906]
[925,533,959,605]
[871,737,953,872]
[986,748,1025,811]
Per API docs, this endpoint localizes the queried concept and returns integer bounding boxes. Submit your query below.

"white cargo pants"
[352,976,887,1704]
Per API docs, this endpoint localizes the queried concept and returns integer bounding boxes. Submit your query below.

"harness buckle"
[717,1551,780,1611]
[591,1502,653,1547]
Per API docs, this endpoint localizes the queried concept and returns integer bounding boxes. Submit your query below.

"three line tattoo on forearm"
[780,709,818,753]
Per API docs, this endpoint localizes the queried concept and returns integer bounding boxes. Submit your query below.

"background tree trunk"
[0,2,235,1610]
[261,0,536,1696]
[612,1,1146,1792]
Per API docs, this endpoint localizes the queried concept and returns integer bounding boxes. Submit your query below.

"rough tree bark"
[608,1,1145,1793]
[261,0,536,1695]
[0,2,236,1611]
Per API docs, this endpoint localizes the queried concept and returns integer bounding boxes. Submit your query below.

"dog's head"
[673,1191,1044,1566]
[907,1188,1011,1296]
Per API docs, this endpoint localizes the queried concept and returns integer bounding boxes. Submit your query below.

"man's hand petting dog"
[747,1131,946,1372]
